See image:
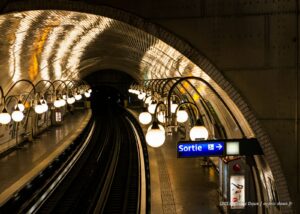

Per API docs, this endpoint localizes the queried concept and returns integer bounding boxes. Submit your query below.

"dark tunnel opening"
[90,85,124,107]
[83,69,138,108]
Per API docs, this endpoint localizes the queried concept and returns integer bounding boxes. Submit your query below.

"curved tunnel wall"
[0,1,296,211]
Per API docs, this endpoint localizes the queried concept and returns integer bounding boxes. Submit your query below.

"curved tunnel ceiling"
[0,10,254,138]
[0,8,293,207]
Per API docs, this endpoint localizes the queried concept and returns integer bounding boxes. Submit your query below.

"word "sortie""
[178,144,203,152]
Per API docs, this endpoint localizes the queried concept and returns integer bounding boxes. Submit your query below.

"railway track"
[1,101,150,214]
[1,101,149,214]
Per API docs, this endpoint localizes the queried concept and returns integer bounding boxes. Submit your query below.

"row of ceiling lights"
[128,82,209,148]
[0,79,92,125]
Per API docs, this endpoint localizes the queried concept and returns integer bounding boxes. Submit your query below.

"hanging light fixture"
[133,77,214,148]
[59,98,66,106]
[138,111,152,125]
[40,99,49,113]
[138,92,146,100]
[15,100,25,112]
[157,111,166,124]
[189,118,209,140]
[12,105,24,122]
[54,97,62,108]
[148,101,157,114]
[75,93,82,101]
[170,100,178,114]
[35,100,45,114]
[84,91,91,98]
[144,96,152,105]
[0,108,11,124]
[146,121,166,147]
[147,123,165,132]
[176,109,188,123]
[67,96,76,104]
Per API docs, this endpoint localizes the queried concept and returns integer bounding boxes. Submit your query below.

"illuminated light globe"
[176,110,189,123]
[59,99,66,106]
[35,104,44,114]
[157,112,166,124]
[138,112,152,125]
[75,94,82,101]
[84,92,91,98]
[148,103,157,114]
[62,94,67,100]
[40,99,48,113]
[171,102,178,113]
[144,96,152,105]
[41,102,49,113]
[15,103,25,112]
[88,89,92,93]
[54,99,61,108]
[0,109,11,124]
[190,126,208,140]
[67,97,76,104]
[12,109,24,122]
[14,100,25,112]
[138,92,146,100]
[146,122,166,148]
[189,119,209,140]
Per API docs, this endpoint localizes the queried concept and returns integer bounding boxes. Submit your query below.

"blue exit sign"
[177,141,225,158]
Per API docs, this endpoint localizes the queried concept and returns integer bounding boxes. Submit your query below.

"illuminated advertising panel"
[230,175,245,209]
[55,112,62,122]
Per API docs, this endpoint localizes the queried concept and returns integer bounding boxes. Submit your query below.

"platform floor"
[125,106,221,214]
[0,110,91,205]
[148,132,220,214]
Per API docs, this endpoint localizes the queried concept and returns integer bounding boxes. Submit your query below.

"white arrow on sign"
[216,144,223,150]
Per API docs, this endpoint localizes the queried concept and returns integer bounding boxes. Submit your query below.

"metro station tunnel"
[0,1,299,214]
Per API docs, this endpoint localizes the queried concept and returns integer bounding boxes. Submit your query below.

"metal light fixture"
[84,91,91,98]
[35,100,45,114]
[67,96,76,104]
[54,97,62,108]
[147,101,157,114]
[0,79,91,126]
[145,120,166,148]
[144,95,152,105]
[170,100,178,114]
[40,99,49,113]
[145,101,167,147]
[157,111,166,124]
[1,80,37,123]
[132,78,213,145]
[15,100,25,112]
[189,118,209,140]
[176,109,188,123]
[59,98,66,106]
[138,92,146,100]
[0,108,11,124]
[12,105,24,122]
[75,93,82,101]
[138,111,152,125]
